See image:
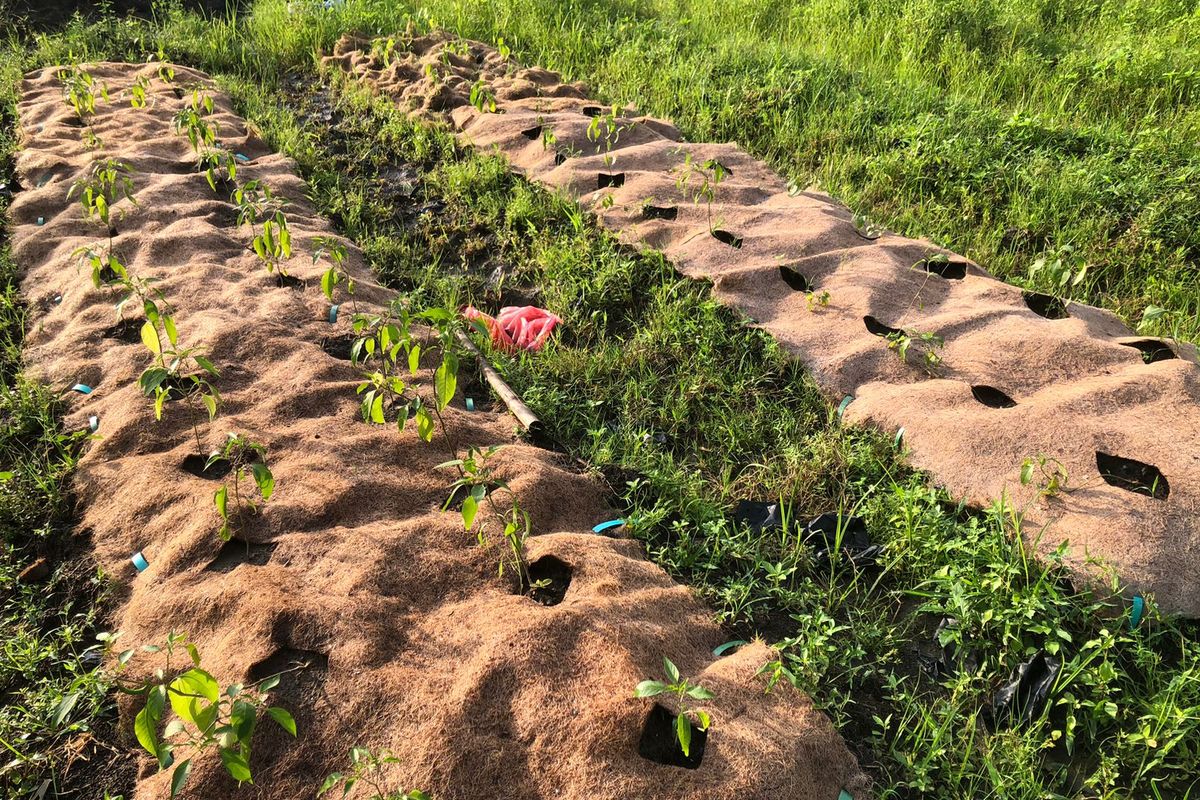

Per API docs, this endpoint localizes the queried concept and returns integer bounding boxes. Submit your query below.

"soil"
[11,61,868,800]
[324,31,1200,617]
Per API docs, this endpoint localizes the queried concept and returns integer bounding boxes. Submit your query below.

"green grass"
[0,3,1197,798]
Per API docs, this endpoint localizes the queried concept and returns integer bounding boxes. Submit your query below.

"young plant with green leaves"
[135,287,221,455]
[469,79,497,113]
[674,151,728,234]
[103,631,295,799]
[233,180,293,274]
[128,74,151,109]
[1020,454,1071,498]
[197,147,238,194]
[313,236,355,314]
[68,158,137,251]
[634,657,715,759]
[438,444,534,589]
[173,90,219,154]
[210,433,274,543]
[319,747,429,800]
[885,329,944,375]
[587,105,628,172]
[58,64,108,123]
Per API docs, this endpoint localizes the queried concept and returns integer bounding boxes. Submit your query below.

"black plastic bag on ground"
[987,650,1061,730]
[804,512,884,568]
[918,617,980,678]
[732,500,786,533]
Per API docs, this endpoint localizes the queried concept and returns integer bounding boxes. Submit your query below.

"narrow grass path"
[0,5,1197,799]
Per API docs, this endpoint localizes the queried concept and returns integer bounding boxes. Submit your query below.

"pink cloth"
[462,305,562,352]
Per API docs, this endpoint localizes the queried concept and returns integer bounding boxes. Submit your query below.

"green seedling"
[587,105,628,171]
[99,631,295,799]
[634,657,715,758]
[806,290,831,311]
[82,127,104,151]
[674,151,728,233]
[1020,455,1070,498]
[1030,244,1089,292]
[234,180,293,273]
[469,79,497,113]
[135,288,221,454]
[197,147,238,193]
[128,74,151,109]
[885,329,944,375]
[211,434,274,542]
[313,237,356,313]
[173,91,219,154]
[58,64,108,122]
[370,36,397,67]
[155,53,176,85]
[852,213,883,239]
[495,36,511,60]
[319,747,429,800]
[68,158,137,233]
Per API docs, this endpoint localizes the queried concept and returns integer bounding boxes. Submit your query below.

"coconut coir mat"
[9,63,867,799]
[324,32,1200,618]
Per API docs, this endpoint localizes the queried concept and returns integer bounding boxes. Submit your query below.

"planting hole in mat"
[554,150,569,166]
[863,315,903,337]
[642,204,678,221]
[779,265,812,292]
[1120,339,1177,364]
[205,539,278,573]
[522,555,572,606]
[711,229,743,248]
[180,453,234,480]
[321,333,355,361]
[520,124,542,140]
[1023,291,1069,320]
[917,258,968,280]
[971,385,1017,409]
[248,646,328,741]
[274,272,306,290]
[1096,452,1169,500]
[101,317,144,344]
[597,172,625,189]
[638,704,706,769]
[581,105,603,117]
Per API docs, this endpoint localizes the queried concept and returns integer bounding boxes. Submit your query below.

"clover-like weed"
[211,433,274,542]
[319,747,429,800]
[634,657,715,758]
[100,631,295,798]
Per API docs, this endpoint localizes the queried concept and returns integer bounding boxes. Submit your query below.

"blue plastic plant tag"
[1130,595,1145,629]
[836,395,853,419]
[465,397,475,412]
[592,519,625,534]
[88,415,99,432]
[36,216,45,226]
[839,791,854,800]
[131,551,149,572]
[328,304,339,323]
[235,153,250,162]
[713,640,748,657]
[71,383,92,394]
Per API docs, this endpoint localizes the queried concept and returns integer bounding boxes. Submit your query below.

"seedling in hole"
[197,148,237,194]
[233,180,293,274]
[82,127,104,151]
[587,106,628,171]
[128,74,151,109]
[1020,455,1070,498]
[806,290,831,311]
[155,53,176,85]
[68,158,137,235]
[635,657,715,758]
[438,445,536,589]
[211,434,274,542]
[852,213,883,240]
[1029,244,1089,291]
[313,237,356,313]
[496,36,511,59]
[885,329,944,375]
[674,151,728,234]
[95,631,295,798]
[469,79,497,113]
[58,64,107,123]
[173,91,219,154]
[319,747,429,800]
[133,283,221,453]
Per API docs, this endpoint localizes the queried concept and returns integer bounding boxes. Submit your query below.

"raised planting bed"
[325,32,1200,617]
[8,61,867,799]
